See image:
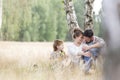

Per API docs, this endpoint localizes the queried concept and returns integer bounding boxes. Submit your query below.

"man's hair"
[83,29,93,38]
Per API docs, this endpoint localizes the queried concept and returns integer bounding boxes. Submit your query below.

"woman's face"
[75,34,83,44]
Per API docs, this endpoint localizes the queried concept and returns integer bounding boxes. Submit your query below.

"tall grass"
[0,42,102,80]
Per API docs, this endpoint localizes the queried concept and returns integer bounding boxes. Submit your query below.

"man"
[82,29,105,73]
[83,29,105,59]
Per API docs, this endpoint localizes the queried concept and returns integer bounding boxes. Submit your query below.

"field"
[0,41,102,80]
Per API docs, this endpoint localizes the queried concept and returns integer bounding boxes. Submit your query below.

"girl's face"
[75,34,83,44]
[57,43,64,51]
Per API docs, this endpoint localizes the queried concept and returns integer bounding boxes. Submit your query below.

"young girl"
[50,39,66,70]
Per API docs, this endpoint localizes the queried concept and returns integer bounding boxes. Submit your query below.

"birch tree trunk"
[0,0,2,28]
[102,0,120,80]
[84,0,94,30]
[64,0,82,33]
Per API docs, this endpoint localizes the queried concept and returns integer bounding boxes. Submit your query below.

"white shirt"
[67,43,83,64]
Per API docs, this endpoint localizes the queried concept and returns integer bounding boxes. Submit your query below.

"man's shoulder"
[93,36,106,46]
[94,36,104,40]
[94,36,101,39]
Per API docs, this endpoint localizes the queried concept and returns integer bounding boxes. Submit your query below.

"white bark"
[0,0,2,28]
[84,0,94,30]
[64,0,82,33]
[103,0,120,49]
[102,0,120,80]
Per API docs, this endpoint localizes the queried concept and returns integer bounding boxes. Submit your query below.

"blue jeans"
[84,41,100,60]
[83,42,100,73]
[90,48,100,60]
[84,56,90,62]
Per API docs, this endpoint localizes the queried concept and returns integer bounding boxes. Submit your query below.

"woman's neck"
[74,41,81,47]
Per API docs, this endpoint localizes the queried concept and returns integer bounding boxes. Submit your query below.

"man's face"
[84,36,91,42]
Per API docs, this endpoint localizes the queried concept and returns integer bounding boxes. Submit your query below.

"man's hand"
[82,45,91,51]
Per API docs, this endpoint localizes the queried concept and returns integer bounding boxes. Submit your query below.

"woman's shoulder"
[67,42,75,47]
[67,43,75,50]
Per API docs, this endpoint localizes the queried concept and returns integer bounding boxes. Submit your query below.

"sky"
[93,0,103,15]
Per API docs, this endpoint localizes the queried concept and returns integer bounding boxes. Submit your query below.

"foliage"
[1,0,68,41]
[1,0,101,41]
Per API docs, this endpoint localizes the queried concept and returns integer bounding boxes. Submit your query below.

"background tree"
[64,0,82,33]
[0,0,2,28]
[1,0,68,41]
[102,0,120,80]
[84,0,94,30]
[1,0,101,41]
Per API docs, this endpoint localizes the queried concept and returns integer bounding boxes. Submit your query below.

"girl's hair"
[72,28,83,39]
[53,39,63,51]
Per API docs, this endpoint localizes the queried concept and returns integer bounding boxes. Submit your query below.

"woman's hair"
[72,28,83,39]
[53,39,63,51]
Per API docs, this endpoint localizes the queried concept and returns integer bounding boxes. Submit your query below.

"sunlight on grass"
[0,42,103,80]
[0,58,102,80]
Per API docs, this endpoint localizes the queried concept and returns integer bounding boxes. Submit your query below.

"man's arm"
[83,36,105,51]
[94,36,105,48]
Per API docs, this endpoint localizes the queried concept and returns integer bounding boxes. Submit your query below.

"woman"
[67,28,90,68]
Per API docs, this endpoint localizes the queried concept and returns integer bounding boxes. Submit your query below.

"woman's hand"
[83,52,91,57]
[82,45,91,51]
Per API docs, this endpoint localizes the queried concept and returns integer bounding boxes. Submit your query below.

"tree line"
[0,0,101,41]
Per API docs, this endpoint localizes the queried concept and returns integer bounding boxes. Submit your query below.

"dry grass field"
[0,41,102,80]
